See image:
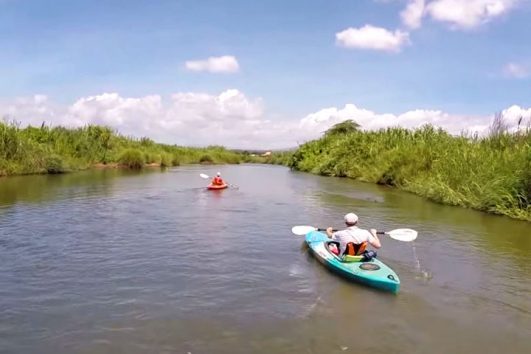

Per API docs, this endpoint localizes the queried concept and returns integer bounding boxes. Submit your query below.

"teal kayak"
[305,230,400,293]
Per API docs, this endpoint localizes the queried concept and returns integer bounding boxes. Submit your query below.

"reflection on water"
[0,165,529,353]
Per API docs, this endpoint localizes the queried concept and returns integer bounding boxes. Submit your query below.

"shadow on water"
[0,169,153,207]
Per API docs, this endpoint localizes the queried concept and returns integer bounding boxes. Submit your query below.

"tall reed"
[276,120,530,221]
[0,122,243,176]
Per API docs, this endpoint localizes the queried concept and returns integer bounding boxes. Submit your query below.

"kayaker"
[326,213,381,256]
[211,172,224,186]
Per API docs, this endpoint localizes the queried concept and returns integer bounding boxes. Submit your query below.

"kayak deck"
[305,230,400,293]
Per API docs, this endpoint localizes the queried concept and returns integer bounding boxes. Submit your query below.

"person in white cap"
[211,172,225,186]
[326,213,381,256]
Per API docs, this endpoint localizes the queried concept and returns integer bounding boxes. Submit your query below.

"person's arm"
[326,227,334,238]
[368,228,382,249]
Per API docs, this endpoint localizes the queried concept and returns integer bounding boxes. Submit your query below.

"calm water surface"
[0,165,530,353]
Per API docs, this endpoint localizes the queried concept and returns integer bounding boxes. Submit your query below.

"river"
[0,164,529,353]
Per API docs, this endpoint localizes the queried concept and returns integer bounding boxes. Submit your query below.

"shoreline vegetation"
[271,118,531,222]
[0,121,249,176]
[2,117,529,221]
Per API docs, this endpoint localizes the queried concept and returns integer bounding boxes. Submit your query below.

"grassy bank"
[277,120,531,221]
[0,121,242,176]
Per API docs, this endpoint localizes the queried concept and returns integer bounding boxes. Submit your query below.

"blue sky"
[1,0,530,148]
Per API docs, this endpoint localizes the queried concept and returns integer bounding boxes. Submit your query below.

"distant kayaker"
[211,172,224,186]
[326,213,381,256]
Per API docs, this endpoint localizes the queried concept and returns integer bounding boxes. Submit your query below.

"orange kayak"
[207,183,228,190]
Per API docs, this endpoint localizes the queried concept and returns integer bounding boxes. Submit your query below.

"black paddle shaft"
[317,228,385,234]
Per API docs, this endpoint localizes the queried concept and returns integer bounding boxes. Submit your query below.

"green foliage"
[118,149,145,169]
[325,119,360,137]
[199,154,214,164]
[171,153,181,166]
[160,153,172,167]
[44,155,66,174]
[275,123,531,221]
[0,121,244,175]
[144,152,161,164]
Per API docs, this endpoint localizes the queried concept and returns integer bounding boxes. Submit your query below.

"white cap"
[344,213,358,224]
[216,172,221,176]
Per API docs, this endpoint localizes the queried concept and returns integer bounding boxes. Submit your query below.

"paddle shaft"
[292,225,417,242]
[318,228,386,235]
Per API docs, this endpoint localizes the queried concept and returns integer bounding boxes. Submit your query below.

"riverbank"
[272,122,531,222]
[0,122,244,177]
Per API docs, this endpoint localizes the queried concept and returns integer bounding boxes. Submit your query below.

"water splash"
[412,241,433,281]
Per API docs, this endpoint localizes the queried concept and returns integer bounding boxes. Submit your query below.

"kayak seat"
[342,250,378,263]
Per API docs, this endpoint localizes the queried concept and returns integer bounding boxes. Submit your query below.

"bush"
[144,152,161,164]
[118,149,144,169]
[171,154,181,166]
[160,153,172,167]
[45,155,66,174]
[199,154,214,164]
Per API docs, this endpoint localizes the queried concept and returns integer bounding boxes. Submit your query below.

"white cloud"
[336,25,410,52]
[299,104,476,139]
[425,0,517,29]
[0,95,64,127]
[68,93,164,133]
[503,62,530,79]
[500,105,531,131]
[401,0,426,29]
[1,90,280,149]
[298,103,530,139]
[1,92,529,149]
[185,55,239,73]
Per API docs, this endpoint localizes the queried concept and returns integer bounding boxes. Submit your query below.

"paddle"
[291,225,418,242]
[199,173,238,188]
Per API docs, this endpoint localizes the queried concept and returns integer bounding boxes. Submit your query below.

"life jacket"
[212,177,224,185]
[344,241,367,256]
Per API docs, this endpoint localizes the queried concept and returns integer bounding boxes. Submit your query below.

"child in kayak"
[326,213,381,256]
[211,172,225,186]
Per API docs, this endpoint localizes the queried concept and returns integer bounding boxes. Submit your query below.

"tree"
[325,119,360,136]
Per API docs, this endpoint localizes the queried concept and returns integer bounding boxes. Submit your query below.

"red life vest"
[212,177,224,185]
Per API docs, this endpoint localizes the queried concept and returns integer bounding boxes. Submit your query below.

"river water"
[0,164,529,354]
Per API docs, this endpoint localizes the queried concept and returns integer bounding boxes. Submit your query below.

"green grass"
[0,121,243,176]
[118,149,144,169]
[271,122,531,221]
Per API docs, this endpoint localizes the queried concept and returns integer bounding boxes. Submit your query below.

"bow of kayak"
[305,230,400,293]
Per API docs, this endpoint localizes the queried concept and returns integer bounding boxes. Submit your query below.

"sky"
[1,0,530,149]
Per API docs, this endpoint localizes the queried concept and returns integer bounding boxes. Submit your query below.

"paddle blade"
[386,228,418,242]
[199,173,210,179]
[291,225,317,236]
